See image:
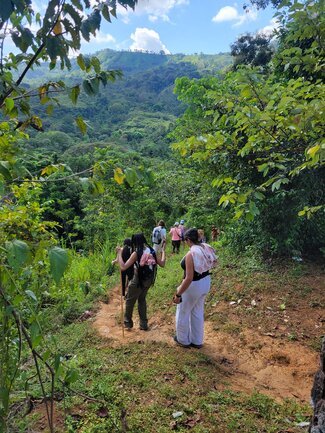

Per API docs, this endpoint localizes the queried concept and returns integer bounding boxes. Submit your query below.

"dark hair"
[122,238,132,263]
[123,238,132,247]
[184,228,200,244]
[158,219,165,227]
[131,233,148,255]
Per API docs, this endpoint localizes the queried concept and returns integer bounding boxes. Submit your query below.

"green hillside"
[25,50,233,157]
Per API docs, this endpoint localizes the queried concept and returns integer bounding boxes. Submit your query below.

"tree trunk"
[310,337,325,433]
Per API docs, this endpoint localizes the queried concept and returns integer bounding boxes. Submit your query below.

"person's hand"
[173,292,182,304]
[115,246,122,253]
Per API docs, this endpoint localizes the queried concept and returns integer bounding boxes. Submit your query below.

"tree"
[0,1,139,431]
[230,33,274,69]
[171,0,325,255]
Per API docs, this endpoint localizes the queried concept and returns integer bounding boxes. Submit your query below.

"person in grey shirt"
[152,219,167,254]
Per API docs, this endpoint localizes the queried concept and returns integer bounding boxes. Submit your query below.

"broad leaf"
[114,167,125,185]
[48,246,68,284]
[6,240,31,273]
[75,115,87,135]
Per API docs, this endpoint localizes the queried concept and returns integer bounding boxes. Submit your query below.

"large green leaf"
[48,246,68,284]
[125,167,138,187]
[6,240,31,273]
[75,115,87,135]
[0,0,14,21]
[0,161,11,180]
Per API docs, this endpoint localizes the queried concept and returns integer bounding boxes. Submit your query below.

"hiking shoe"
[140,325,149,331]
[173,336,191,348]
[124,323,133,331]
[190,343,203,349]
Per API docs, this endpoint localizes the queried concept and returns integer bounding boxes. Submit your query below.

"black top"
[180,256,210,281]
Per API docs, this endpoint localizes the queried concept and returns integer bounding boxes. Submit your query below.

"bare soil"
[93,280,324,404]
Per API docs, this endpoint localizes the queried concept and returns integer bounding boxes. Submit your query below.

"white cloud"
[212,6,239,22]
[117,0,188,22]
[89,31,115,44]
[130,27,170,54]
[258,18,279,37]
[212,5,258,27]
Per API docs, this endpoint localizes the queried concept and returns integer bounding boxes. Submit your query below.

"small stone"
[296,421,310,427]
[172,411,183,418]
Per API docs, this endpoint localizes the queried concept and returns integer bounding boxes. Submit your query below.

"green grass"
[10,245,318,433]
[15,322,310,433]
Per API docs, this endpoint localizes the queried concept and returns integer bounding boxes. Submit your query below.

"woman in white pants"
[172,228,216,348]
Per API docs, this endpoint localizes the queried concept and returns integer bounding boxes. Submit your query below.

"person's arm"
[116,248,137,271]
[156,248,166,268]
[173,252,194,304]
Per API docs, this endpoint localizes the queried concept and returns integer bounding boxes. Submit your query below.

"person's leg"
[175,283,197,346]
[121,271,127,297]
[137,286,150,329]
[190,276,211,346]
[124,270,141,328]
[172,240,176,253]
[176,240,180,253]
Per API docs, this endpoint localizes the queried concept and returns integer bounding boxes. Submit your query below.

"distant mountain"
[26,49,233,160]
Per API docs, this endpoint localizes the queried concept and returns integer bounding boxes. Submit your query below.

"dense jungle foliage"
[0,0,324,431]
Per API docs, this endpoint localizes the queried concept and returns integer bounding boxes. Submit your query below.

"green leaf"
[6,240,31,273]
[48,246,68,284]
[0,0,14,21]
[64,368,79,385]
[25,290,37,302]
[69,85,80,104]
[240,85,251,98]
[90,180,105,194]
[124,168,137,187]
[0,160,11,180]
[102,4,111,22]
[5,98,15,112]
[75,116,87,135]
[77,53,86,71]
[0,387,10,412]
[30,321,42,349]
[91,56,101,74]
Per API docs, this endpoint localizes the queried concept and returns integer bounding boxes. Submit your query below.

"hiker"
[211,225,220,241]
[169,222,182,253]
[112,238,133,297]
[152,219,167,254]
[172,228,217,348]
[116,233,166,331]
[179,219,186,249]
[198,229,206,243]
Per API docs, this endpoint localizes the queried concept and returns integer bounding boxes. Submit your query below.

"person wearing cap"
[179,219,186,248]
[169,222,182,253]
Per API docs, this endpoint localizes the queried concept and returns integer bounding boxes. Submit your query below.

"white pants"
[176,275,211,346]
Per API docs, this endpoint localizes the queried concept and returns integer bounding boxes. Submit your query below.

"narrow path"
[93,285,317,403]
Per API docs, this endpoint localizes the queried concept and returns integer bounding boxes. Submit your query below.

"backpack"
[137,247,157,288]
[152,227,162,245]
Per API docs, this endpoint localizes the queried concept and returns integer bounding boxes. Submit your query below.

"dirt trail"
[93,285,318,403]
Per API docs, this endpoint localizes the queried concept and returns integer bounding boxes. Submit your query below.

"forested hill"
[26,49,233,159]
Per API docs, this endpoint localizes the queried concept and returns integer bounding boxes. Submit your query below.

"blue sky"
[81,0,277,55]
[4,0,278,56]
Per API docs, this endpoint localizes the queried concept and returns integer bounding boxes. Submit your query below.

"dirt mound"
[93,285,318,403]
